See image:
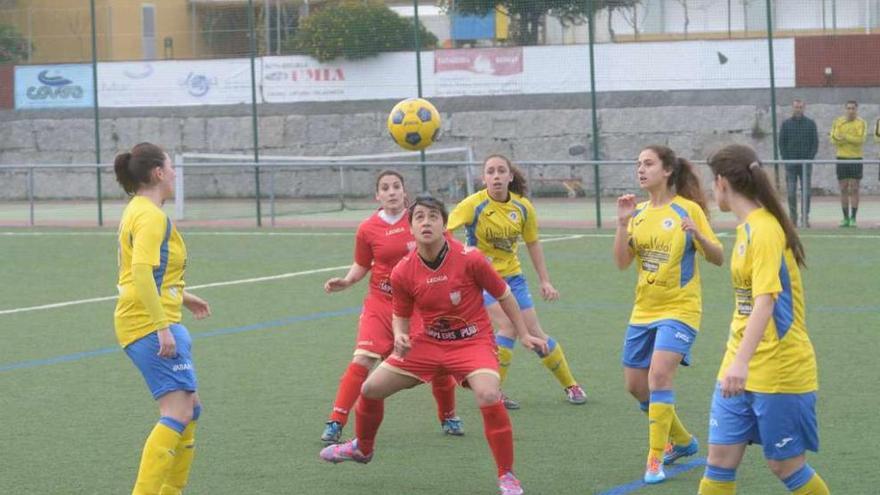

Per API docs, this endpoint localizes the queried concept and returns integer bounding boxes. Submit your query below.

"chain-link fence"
[0,0,878,227]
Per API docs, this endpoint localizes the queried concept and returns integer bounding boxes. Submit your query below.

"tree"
[288,2,437,62]
[0,24,30,63]
[444,0,640,46]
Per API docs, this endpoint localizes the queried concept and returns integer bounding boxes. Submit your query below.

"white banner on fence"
[261,54,415,103]
[526,38,795,94]
[430,47,524,96]
[97,59,258,107]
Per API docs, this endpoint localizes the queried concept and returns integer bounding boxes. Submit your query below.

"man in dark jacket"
[779,99,818,227]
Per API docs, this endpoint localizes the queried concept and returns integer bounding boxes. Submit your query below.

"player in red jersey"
[320,171,460,444]
[320,194,547,495]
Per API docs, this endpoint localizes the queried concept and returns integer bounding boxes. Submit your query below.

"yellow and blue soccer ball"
[387,98,441,151]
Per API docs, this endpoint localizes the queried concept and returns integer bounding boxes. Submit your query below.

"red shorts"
[354,296,422,359]
[380,334,499,384]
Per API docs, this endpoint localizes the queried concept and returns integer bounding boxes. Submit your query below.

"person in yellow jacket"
[114,142,211,495]
[829,101,867,227]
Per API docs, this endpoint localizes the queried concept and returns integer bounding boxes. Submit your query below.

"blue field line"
[597,458,706,495]
[0,306,362,373]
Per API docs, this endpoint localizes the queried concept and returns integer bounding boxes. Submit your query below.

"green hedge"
[289,2,438,62]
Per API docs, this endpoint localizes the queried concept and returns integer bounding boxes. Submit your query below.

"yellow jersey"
[718,208,817,394]
[114,196,187,347]
[627,196,720,330]
[830,116,867,158]
[448,189,538,278]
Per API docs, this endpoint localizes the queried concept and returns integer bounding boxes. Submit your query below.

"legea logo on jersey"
[508,211,518,221]
[406,241,416,251]
[449,291,461,305]
[738,243,746,256]
[662,218,675,230]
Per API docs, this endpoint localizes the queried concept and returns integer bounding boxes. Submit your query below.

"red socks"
[431,374,458,422]
[354,396,384,455]
[480,401,514,476]
[329,362,370,425]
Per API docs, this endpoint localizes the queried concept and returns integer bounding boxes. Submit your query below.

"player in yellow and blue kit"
[114,142,212,495]
[613,145,724,484]
[698,144,828,495]
[448,154,587,409]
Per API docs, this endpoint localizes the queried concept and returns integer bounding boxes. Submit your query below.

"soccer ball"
[387,98,441,151]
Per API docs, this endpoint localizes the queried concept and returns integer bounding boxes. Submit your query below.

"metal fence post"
[587,0,602,228]
[28,167,35,226]
[766,0,780,190]
[413,0,427,191]
[90,0,103,226]
[247,0,263,226]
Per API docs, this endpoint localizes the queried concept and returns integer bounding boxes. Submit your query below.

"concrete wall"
[0,87,878,200]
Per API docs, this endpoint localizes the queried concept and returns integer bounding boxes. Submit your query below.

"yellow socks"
[785,464,829,494]
[132,418,185,495]
[538,338,577,389]
[647,390,676,461]
[495,335,516,385]
[158,421,197,495]
[699,465,737,495]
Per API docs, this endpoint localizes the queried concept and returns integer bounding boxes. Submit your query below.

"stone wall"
[1,87,878,200]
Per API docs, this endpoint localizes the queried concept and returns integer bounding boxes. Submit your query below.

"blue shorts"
[125,323,198,400]
[708,383,819,461]
[483,274,534,310]
[621,319,697,369]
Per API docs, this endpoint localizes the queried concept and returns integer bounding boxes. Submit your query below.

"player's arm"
[182,291,211,320]
[682,208,724,266]
[474,253,547,353]
[391,314,412,358]
[613,194,637,269]
[324,262,370,293]
[497,290,547,355]
[130,212,173,357]
[720,294,773,398]
[390,266,414,357]
[524,241,558,301]
[844,120,867,145]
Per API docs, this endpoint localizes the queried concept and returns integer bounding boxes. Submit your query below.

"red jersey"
[354,210,416,301]
[391,239,508,344]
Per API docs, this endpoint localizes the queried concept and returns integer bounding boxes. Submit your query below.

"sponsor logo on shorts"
[674,331,691,343]
[172,363,193,372]
[775,437,794,449]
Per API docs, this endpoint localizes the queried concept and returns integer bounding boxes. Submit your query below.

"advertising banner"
[15,64,94,109]
[97,59,256,107]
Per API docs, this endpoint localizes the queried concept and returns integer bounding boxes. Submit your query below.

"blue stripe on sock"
[192,404,202,422]
[535,336,557,358]
[639,400,650,412]
[495,334,516,349]
[706,464,737,482]
[159,416,187,434]
[782,464,815,492]
[650,389,675,404]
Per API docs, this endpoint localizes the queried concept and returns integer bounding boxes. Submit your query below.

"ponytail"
[672,157,709,217]
[748,163,806,267]
[484,154,529,196]
[113,142,167,196]
[113,152,136,195]
[708,144,805,267]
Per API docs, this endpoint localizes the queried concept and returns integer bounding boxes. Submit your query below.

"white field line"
[2,230,874,316]
[0,265,348,316]
[0,234,587,316]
